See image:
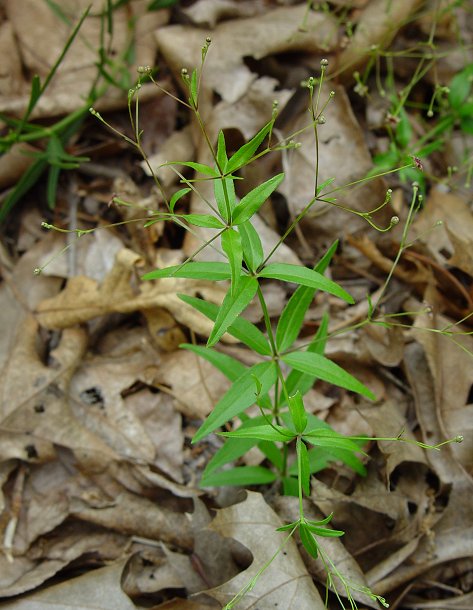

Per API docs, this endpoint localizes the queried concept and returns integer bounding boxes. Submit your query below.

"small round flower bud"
[137,65,151,74]
[455,435,464,443]
[435,219,443,227]
[317,115,326,124]
[181,68,188,75]
[427,109,434,117]
[412,181,419,190]
[330,90,335,97]
[390,216,400,225]
[320,58,329,67]
[206,37,211,44]
[33,268,42,276]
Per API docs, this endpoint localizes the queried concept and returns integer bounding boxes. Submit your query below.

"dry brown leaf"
[124,389,184,482]
[156,5,338,104]
[360,401,428,480]
[0,316,117,467]
[360,324,404,367]
[122,549,186,597]
[35,246,240,343]
[182,0,268,27]
[149,349,231,420]
[205,491,325,609]
[1,0,167,118]
[0,559,134,609]
[0,523,128,598]
[0,232,64,371]
[69,331,163,464]
[412,188,473,276]
[405,302,473,480]
[70,488,193,551]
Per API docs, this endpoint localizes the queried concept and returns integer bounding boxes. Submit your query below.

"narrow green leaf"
[285,312,329,399]
[232,173,284,225]
[395,109,412,149]
[297,438,311,496]
[221,228,243,295]
[46,164,60,209]
[303,428,366,453]
[282,476,299,497]
[225,120,273,174]
[164,161,219,177]
[305,524,344,537]
[216,130,228,169]
[180,344,246,381]
[220,424,294,442]
[282,351,375,400]
[214,174,235,222]
[169,187,191,212]
[0,158,48,221]
[26,75,42,116]
[316,177,335,195]
[238,220,264,272]
[201,466,277,487]
[299,524,319,559]
[276,241,338,352]
[192,360,277,442]
[201,416,269,477]
[181,213,225,229]
[306,514,335,527]
[142,261,232,281]
[178,294,271,356]
[460,116,473,135]
[276,520,300,532]
[448,64,473,110]
[259,263,354,303]
[207,276,258,347]
[259,440,284,470]
[288,391,307,434]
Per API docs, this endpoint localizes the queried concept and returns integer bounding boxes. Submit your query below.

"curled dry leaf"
[0,559,134,609]
[0,524,128,598]
[156,5,338,104]
[205,491,326,609]
[70,488,193,551]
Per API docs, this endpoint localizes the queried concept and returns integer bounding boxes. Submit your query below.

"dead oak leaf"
[0,316,117,466]
[205,491,325,609]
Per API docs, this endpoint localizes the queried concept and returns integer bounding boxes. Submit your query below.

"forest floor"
[0,1,472,609]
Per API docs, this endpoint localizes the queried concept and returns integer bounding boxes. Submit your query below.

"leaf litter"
[0,1,472,609]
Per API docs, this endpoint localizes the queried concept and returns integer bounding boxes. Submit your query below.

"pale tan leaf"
[205,491,325,609]
[156,6,338,104]
[0,560,134,609]
[0,316,117,467]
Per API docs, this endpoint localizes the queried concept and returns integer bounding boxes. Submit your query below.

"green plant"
[41,34,468,610]
[0,1,140,222]
[348,1,473,192]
